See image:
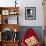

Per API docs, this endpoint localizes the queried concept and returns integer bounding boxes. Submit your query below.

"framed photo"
[25,7,36,20]
[9,10,18,15]
[2,10,9,15]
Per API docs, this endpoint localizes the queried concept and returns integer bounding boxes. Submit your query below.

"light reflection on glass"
[30,9,33,15]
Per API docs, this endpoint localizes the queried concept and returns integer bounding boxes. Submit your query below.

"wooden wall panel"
[44,0,46,26]
[43,0,46,46]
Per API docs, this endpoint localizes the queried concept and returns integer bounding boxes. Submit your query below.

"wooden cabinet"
[0,7,19,24]
[0,41,19,46]
[0,7,19,46]
[2,41,19,46]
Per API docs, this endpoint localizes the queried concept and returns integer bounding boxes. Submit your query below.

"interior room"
[0,0,46,46]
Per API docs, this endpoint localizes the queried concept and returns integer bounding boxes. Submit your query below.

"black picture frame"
[25,7,36,20]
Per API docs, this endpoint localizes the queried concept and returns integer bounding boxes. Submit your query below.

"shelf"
[0,7,19,16]
[1,15,18,24]
[0,7,19,46]
[1,40,19,46]
[0,7,19,10]
[0,24,20,32]
[2,40,19,43]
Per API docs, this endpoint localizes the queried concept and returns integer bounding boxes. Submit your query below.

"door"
[43,0,46,46]
[43,0,46,26]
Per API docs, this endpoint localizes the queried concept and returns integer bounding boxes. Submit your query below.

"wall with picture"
[18,0,44,26]
[0,0,44,26]
[0,0,44,45]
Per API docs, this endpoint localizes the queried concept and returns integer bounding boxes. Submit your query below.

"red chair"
[21,28,41,46]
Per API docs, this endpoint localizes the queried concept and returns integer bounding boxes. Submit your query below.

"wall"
[18,0,44,26]
[0,0,44,26]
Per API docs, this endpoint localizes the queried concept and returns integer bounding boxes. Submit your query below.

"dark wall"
[18,26,44,44]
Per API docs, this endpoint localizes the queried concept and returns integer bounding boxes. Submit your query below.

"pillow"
[25,36,38,46]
